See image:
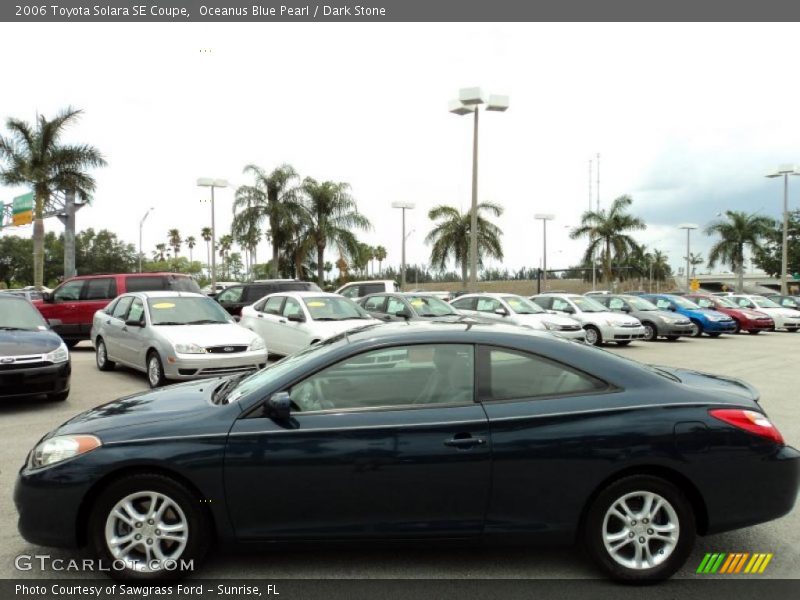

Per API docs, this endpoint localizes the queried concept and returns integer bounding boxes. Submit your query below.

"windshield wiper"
[211,372,250,404]
[314,317,341,321]
[186,319,225,325]
[153,321,184,326]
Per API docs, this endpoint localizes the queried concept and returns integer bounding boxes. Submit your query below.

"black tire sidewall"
[643,323,656,341]
[585,326,602,346]
[584,475,696,582]
[96,339,115,371]
[88,473,208,581]
[147,352,164,388]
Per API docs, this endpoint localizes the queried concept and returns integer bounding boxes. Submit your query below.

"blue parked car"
[641,294,737,337]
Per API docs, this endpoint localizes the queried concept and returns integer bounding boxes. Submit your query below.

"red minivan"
[33,273,200,347]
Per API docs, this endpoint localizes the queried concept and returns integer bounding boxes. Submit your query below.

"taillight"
[709,409,784,445]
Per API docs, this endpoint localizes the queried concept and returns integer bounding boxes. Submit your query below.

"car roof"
[534,293,582,298]
[62,272,191,280]
[344,320,552,343]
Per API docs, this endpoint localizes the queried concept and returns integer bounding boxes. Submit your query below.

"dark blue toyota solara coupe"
[14,321,799,582]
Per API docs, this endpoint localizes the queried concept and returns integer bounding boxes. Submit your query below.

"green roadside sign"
[12,192,33,226]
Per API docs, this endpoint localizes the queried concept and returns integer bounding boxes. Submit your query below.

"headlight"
[44,342,69,364]
[29,435,101,469]
[173,342,207,354]
[249,337,266,351]
[543,321,558,331]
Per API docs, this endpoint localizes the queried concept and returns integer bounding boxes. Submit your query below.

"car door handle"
[444,435,486,448]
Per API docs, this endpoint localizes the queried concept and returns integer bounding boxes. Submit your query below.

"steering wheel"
[292,378,334,411]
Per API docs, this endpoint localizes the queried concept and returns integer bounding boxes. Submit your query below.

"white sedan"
[240,292,381,357]
[729,294,800,332]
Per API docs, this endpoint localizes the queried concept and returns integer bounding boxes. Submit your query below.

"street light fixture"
[449,87,509,291]
[391,201,415,290]
[534,213,555,290]
[138,207,155,273]
[197,178,228,293]
[766,164,799,294]
[678,223,699,291]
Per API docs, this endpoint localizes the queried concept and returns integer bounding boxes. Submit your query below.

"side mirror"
[42,292,53,303]
[494,308,508,316]
[287,314,306,323]
[266,391,292,420]
[621,306,631,313]
[668,305,676,311]
[395,310,411,319]
[563,306,575,314]
[125,318,144,327]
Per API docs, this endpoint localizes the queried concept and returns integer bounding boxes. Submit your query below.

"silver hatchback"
[90,291,267,388]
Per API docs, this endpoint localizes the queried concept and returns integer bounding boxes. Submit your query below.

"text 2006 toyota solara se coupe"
[15,322,799,582]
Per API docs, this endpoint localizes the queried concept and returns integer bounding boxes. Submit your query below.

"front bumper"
[163,350,267,380]
[742,318,774,331]
[0,361,70,399]
[656,322,695,337]
[601,324,647,341]
[702,320,738,333]
[776,318,800,330]
[552,328,586,341]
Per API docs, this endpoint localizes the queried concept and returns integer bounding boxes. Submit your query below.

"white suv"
[531,293,646,346]
[336,280,399,300]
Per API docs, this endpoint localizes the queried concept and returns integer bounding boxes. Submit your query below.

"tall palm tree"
[217,234,233,280]
[231,206,262,278]
[235,164,302,279]
[688,252,704,276]
[570,195,646,285]
[374,245,387,275]
[300,178,372,286]
[425,202,504,286]
[154,243,166,262]
[167,228,182,257]
[186,236,196,263]
[705,211,775,292]
[201,227,212,274]
[0,107,106,288]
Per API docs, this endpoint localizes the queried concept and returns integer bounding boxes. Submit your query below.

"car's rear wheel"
[88,473,209,581]
[733,321,741,334]
[147,351,166,388]
[96,338,116,371]
[642,322,657,341]
[584,326,602,346]
[584,475,695,582]
[689,321,703,337]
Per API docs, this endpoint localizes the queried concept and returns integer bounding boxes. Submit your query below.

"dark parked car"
[33,273,200,347]
[0,294,70,402]
[592,294,694,341]
[214,279,321,317]
[15,322,799,582]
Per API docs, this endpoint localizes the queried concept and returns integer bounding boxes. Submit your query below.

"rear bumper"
[0,362,71,399]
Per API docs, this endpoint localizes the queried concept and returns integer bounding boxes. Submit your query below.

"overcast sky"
[1,22,799,275]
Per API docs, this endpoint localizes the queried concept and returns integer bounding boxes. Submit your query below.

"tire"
[47,390,69,402]
[147,351,166,388]
[733,321,741,334]
[786,327,798,333]
[642,322,657,342]
[96,338,116,371]
[616,341,632,346]
[665,335,680,341]
[64,340,79,349]
[584,325,602,346]
[689,321,703,337]
[707,332,721,338]
[748,330,761,335]
[88,473,209,581]
[584,475,696,582]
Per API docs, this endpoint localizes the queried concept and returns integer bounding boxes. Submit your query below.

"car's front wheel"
[642,322,657,342]
[584,325,602,346]
[584,475,695,582]
[689,321,703,337]
[89,473,209,581]
[147,351,166,388]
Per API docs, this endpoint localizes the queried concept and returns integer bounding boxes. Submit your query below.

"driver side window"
[476,298,501,312]
[217,286,244,303]
[551,298,571,311]
[289,344,475,412]
[655,299,671,309]
[608,298,625,310]
[54,280,84,302]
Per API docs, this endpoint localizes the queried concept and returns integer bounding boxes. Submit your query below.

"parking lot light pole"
[449,88,509,291]
[766,165,799,295]
[679,223,698,291]
[391,202,415,290]
[197,178,229,294]
[534,214,555,290]
[138,207,155,273]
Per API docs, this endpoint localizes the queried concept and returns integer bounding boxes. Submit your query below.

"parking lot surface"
[1,333,798,579]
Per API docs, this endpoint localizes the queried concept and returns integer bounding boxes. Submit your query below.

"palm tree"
[186,236,196,263]
[425,202,504,286]
[167,229,182,257]
[235,164,302,279]
[705,211,775,292]
[218,234,233,279]
[0,107,106,288]
[650,250,671,292]
[324,261,333,281]
[375,245,387,275]
[201,227,212,274]
[300,178,372,286]
[688,252,704,276]
[570,195,646,285]
[336,256,348,279]
[154,243,166,262]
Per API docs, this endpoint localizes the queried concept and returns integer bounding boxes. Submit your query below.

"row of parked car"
[2,271,799,400]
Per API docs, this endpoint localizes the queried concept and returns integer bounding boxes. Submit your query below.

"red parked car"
[685,293,774,334]
[33,273,200,347]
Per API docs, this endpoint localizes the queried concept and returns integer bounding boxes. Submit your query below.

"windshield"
[502,296,545,314]
[625,297,659,311]
[303,296,371,321]
[571,296,607,312]
[708,296,736,308]
[671,296,701,309]
[753,297,781,309]
[147,296,232,325]
[406,295,457,316]
[0,298,48,330]
[225,336,346,403]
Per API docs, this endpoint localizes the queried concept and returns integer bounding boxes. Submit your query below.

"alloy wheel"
[97,342,106,367]
[148,356,162,387]
[602,490,680,570]
[643,324,656,341]
[585,327,599,345]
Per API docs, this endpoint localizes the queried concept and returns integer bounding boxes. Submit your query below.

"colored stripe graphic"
[697,552,771,574]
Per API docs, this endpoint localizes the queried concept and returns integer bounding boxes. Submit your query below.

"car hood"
[0,329,62,356]
[735,308,772,319]
[533,314,580,327]
[755,307,800,318]
[309,318,382,337]
[55,379,227,436]
[654,366,760,403]
[578,311,641,326]
[154,323,258,346]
